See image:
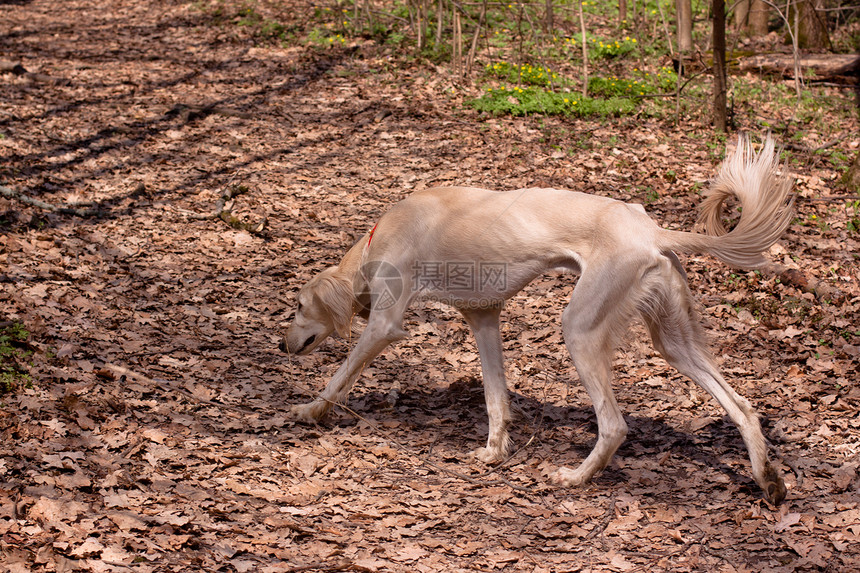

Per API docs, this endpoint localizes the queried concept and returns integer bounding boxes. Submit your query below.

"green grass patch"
[235,4,294,41]
[846,200,860,234]
[588,66,676,97]
[469,86,636,117]
[485,62,562,88]
[473,62,675,118]
[588,36,637,59]
[0,322,32,395]
[308,27,349,47]
[589,76,648,97]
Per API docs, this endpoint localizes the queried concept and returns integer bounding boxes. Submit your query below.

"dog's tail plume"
[659,135,794,269]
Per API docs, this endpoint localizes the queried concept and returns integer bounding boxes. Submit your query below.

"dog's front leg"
[292,315,406,422]
[461,307,512,463]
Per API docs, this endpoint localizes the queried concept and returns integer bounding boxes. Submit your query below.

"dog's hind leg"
[461,306,512,463]
[551,261,637,487]
[640,256,786,504]
[292,307,407,422]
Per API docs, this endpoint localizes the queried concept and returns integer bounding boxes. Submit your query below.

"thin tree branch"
[0,184,100,217]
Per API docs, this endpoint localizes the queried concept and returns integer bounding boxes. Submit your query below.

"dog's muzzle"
[298,335,316,353]
[280,335,316,354]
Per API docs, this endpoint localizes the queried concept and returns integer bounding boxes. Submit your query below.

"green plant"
[589,76,649,97]
[236,5,263,27]
[725,273,742,288]
[588,35,637,59]
[259,19,290,40]
[642,187,659,203]
[308,26,348,47]
[469,86,635,118]
[385,30,406,46]
[0,322,31,395]
[846,201,860,234]
[485,61,561,87]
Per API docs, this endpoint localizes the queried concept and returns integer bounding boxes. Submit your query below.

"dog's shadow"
[316,379,761,495]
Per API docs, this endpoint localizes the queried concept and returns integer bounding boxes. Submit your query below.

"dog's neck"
[336,231,374,317]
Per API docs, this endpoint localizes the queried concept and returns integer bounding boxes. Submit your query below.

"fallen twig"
[784,134,848,154]
[177,184,267,235]
[283,560,374,573]
[0,183,100,216]
[762,262,846,304]
[800,194,860,203]
[285,372,544,494]
[585,494,617,540]
[335,396,541,494]
[165,103,254,122]
[0,60,70,85]
[103,362,253,415]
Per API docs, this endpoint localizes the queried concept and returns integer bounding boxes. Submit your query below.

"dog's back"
[364,186,657,282]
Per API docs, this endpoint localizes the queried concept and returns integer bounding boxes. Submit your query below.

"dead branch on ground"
[739,53,860,84]
[0,60,70,85]
[178,185,268,236]
[764,263,846,304]
[0,183,100,217]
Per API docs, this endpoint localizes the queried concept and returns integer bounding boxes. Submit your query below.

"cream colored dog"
[283,136,793,504]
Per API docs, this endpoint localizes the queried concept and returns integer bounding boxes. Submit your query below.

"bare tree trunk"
[792,0,831,50]
[748,0,769,35]
[713,0,727,132]
[676,0,693,52]
[545,0,554,34]
[619,0,627,25]
[843,151,860,192]
[735,0,750,30]
[452,9,462,75]
[413,0,425,52]
[656,0,674,56]
[436,0,444,46]
[578,0,588,97]
[466,1,487,75]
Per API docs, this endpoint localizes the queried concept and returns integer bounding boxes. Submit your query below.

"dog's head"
[281,267,355,355]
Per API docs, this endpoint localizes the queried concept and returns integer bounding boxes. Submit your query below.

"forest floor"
[1,0,859,571]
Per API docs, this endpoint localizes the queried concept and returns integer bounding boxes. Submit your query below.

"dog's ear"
[314,270,355,338]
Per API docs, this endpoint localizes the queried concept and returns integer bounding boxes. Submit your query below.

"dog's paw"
[469,446,506,464]
[762,463,787,506]
[549,467,588,487]
[290,401,327,423]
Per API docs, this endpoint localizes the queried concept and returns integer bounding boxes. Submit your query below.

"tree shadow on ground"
[290,383,764,498]
[1,11,356,227]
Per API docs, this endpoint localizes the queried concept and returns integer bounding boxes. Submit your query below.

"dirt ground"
[1,0,859,571]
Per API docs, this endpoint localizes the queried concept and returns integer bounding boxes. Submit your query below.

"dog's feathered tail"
[657,135,795,269]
